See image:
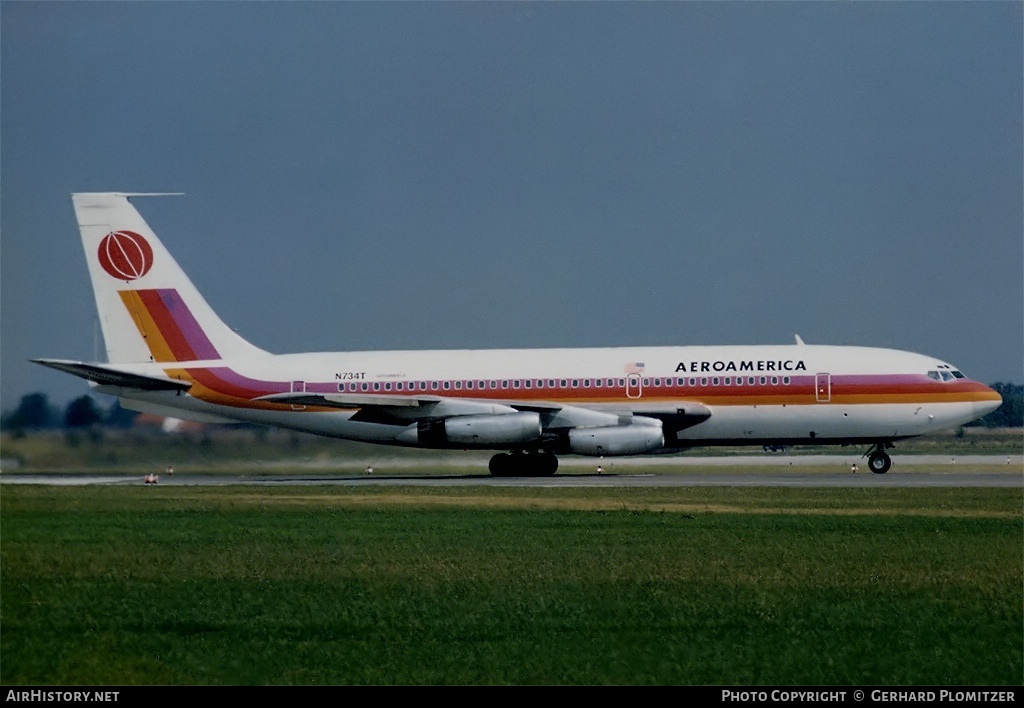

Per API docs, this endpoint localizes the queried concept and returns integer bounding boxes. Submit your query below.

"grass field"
[1,483,1021,686]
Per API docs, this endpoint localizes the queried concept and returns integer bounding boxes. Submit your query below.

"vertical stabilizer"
[72,193,267,364]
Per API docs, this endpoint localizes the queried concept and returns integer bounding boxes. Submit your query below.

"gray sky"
[2,1,1022,410]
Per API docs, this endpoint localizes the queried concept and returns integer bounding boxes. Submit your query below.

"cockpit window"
[928,369,966,382]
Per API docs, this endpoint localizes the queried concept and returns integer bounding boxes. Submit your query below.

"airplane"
[33,193,1003,476]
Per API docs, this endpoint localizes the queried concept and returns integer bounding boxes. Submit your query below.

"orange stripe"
[119,290,176,362]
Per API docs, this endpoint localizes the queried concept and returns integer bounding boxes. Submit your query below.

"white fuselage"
[102,343,1001,451]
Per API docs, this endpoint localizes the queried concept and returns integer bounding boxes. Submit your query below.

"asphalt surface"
[2,455,1020,488]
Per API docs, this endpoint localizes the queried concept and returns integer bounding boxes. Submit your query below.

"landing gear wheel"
[537,452,558,477]
[868,451,892,474]
[489,453,514,477]
[488,452,559,477]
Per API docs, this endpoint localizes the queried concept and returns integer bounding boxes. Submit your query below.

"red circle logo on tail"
[98,231,154,280]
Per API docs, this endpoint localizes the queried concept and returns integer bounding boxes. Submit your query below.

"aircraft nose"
[975,385,1003,418]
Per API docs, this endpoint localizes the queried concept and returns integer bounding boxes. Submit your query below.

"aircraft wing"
[628,403,713,444]
[502,400,566,412]
[257,391,575,426]
[259,392,575,414]
[258,392,713,441]
[257,392,440,409]
[31,359,192,392]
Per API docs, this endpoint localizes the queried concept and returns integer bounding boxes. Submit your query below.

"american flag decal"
[624,361,646,374]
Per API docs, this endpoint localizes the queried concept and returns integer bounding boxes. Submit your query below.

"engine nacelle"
[568,424,665,456]
[398,412,542,448]
[444,412,542,445]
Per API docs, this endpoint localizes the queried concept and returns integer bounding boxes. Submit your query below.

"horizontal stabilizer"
[31,359,192,392]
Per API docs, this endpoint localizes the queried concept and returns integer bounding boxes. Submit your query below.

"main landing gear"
[488,451,559,477]
[865,442,893,474]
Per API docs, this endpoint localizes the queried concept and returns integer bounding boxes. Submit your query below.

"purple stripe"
[187,367,285,397]
[156,289,220,360]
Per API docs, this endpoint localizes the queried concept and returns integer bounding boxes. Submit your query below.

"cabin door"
[815,373,831,402]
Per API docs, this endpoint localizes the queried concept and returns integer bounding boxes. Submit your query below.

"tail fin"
[72,193,268,364]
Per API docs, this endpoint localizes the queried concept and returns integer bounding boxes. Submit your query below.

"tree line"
[2,384,1022,433]
[1,393,137,433]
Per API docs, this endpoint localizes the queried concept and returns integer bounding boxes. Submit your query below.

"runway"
[2,455,1020,488]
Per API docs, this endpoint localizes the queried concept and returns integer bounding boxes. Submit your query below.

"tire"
[868,451,892,474]
[488,453,513,476]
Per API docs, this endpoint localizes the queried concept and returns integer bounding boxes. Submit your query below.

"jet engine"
[399,412,542,448]
[568,423,665,456]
